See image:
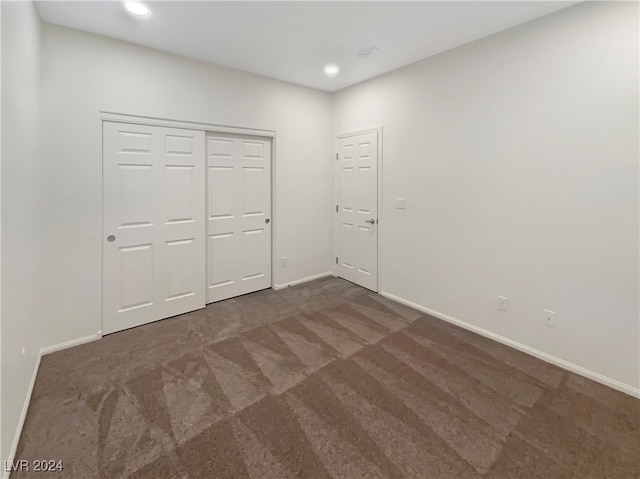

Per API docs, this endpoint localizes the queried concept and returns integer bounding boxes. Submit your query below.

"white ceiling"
[36,1,580,92]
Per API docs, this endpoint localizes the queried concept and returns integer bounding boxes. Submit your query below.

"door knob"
[365,219,376,224]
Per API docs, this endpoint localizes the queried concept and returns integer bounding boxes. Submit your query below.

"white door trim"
[100,111,276,138]
[334,126,383,292]
[100,112,277,333]
[336,126,383,140]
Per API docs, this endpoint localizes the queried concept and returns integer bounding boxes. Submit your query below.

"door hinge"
[336,257,338,264]
[336,204,338,212]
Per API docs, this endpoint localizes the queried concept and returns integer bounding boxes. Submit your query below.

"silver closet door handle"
[365,219,376,224]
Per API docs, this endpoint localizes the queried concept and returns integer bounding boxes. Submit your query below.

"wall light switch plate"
[396,198,406,209]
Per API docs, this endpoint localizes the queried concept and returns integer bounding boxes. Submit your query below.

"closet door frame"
[100,111,277,335]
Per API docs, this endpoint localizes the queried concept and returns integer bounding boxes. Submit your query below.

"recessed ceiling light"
[324,65,340,77]
[124,1,150,17]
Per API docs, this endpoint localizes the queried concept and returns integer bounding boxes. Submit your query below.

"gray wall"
[1,0,44,464]
[334,1,639,389]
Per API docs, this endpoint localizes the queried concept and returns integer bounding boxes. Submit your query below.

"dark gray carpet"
[13,277,640,478]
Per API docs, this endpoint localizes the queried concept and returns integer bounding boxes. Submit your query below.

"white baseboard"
[3,332,102,479]
[40,332,101,356]
[380,291,640,399]
[273,271,334,290]
[3,353,40,479]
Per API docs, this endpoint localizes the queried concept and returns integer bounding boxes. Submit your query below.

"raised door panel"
[118,243,154,313]
[165,165,197,224]
[118,165,154,229]
[165,134,196,156]
[208,232,236,292]
[241,228,268,281]
[357,224,375,277]
[340,223,355,271]
[242,167,266,216]
[208,167,234,221]
[207,137,235,239]
[166,238,197,301]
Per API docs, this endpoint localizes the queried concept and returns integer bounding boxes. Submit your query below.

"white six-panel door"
[206,133,272,303]
[337,132,378,291]
[103,121,205,334]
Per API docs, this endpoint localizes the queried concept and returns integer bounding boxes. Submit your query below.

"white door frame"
[334,126,383,292]
[99,111,277,333]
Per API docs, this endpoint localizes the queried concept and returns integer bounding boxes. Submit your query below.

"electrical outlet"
[281,256,287,267]
[396,198,406,209]
[543,309,556,328]
[497,296,508,312]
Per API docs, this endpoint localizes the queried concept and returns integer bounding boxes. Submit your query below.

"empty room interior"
[1,0,639,477]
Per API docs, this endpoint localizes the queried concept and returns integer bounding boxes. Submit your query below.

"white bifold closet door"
[103,121,205,334]
[206,133,272,303]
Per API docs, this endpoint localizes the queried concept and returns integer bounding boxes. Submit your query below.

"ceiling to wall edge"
[35,1,581,93]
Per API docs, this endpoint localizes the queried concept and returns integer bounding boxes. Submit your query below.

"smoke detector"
[357,47,379,59]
